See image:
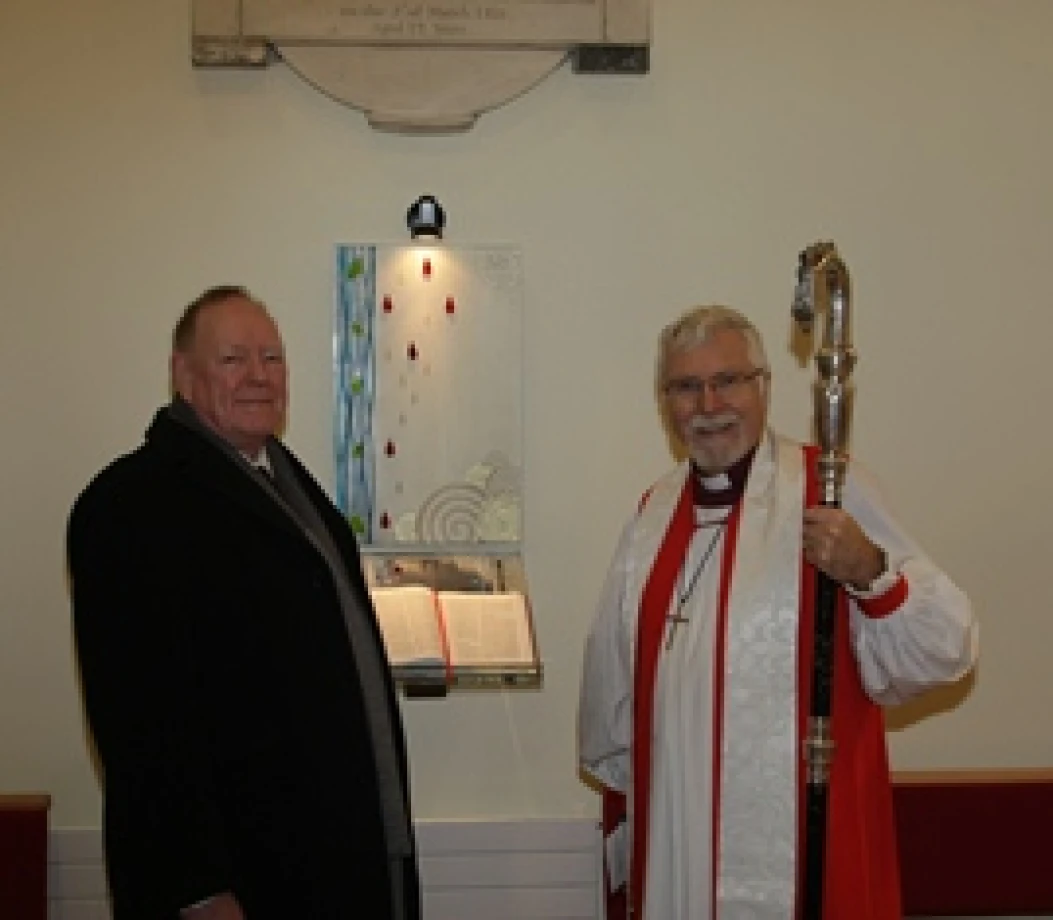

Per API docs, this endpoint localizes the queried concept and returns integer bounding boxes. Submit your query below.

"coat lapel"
[145,408,313,546]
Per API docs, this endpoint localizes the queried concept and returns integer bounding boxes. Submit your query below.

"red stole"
[602,446,901,920]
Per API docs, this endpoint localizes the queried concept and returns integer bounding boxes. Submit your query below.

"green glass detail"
[351,320,365,336]
[349,514,366,534]
[347,257,365,279]
[352,442,365,459]
[350,378,364,395]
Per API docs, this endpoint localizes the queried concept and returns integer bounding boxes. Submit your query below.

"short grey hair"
[655,305,769,394]
[173,285,262,353]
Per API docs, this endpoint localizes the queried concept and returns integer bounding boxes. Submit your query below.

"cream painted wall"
[2,0,1051,828]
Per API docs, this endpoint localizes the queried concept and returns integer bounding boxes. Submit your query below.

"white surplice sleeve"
[578,518,637,792]
[841,464,979,707]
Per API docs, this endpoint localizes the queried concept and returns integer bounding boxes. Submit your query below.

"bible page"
[437,591,535,667]
[369,585,446,667]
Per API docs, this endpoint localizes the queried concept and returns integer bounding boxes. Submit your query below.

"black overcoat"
[68,407,421,919]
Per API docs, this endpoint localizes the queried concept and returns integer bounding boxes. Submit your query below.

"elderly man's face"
[172,295,287,456]
[662,328,768,473]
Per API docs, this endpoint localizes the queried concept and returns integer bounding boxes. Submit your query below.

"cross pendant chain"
[664,517,727,651]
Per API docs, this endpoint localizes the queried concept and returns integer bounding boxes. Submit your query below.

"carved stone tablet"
[243,0,603,45]
[192,0,650,132]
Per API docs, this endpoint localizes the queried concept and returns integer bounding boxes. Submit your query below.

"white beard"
[685,412,750,473]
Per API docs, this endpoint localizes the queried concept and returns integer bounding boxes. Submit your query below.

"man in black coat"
[68,285,421,920]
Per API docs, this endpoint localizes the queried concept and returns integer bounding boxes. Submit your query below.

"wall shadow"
[885,668,978,733]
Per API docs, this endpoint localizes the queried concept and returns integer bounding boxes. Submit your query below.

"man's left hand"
[802,507,885,590]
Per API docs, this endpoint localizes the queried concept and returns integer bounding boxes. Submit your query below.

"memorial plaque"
[191,0,650,131]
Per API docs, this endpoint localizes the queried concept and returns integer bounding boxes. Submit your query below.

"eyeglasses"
[663,367,767,401]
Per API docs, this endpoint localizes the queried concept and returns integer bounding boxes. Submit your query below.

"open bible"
[369,585,537,678]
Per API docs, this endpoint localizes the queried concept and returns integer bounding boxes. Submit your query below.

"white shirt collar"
[244,448,271,473]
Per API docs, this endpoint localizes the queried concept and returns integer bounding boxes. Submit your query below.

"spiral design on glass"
[481,451,522,499]
[415,483,486,543]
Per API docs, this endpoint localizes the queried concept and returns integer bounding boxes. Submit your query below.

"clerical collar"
[691,447,757,508]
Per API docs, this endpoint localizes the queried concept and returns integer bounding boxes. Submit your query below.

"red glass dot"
[445,296,455,315]
[383,295,393,313]
[407,342,418,361]
[422,258,432,280]
[385,439,396,457]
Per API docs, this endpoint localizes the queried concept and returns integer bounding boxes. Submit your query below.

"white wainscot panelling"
[49,819,603,920]
[417,819,600,920]
[48,827,109,920]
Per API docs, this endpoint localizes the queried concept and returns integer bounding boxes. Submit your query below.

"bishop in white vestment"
[578,307,977,920]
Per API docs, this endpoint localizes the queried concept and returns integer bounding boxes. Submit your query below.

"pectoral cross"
[664,518,729,651]
[665,612,689,650]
